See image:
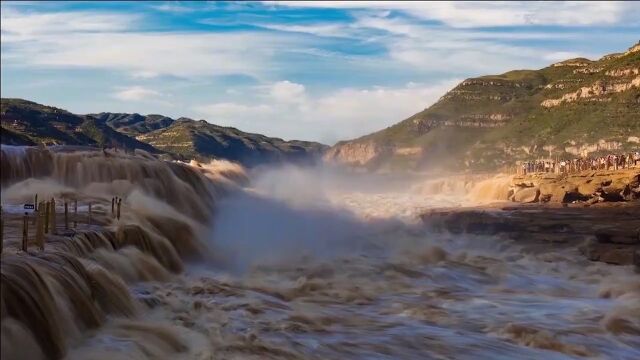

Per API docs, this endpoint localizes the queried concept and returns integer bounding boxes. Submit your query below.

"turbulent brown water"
[1,147,639,360]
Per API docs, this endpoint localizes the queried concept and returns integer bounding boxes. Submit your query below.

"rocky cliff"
[326,41,640,172]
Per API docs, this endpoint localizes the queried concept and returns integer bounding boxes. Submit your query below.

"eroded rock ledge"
[421,203,640,267]
[508,169,640,204]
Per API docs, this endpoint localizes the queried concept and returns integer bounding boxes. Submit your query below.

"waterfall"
[0,146,247,360]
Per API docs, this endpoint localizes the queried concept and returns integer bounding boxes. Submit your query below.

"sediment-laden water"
[1,147,638,360]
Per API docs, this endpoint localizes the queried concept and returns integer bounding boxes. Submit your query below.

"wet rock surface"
[512,186,540,203]
[421,202,640,266]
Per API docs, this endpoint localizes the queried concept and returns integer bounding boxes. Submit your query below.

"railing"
[514,154,640,175]
[0,196,123,253]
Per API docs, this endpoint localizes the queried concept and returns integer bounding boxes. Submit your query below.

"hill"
[0,98,158,152]
[325,41,640,172]
[0,99,327,166]
[136,118,327,166]
[89,112,175,136]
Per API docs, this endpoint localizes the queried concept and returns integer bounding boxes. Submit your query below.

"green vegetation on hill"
[90,112,175,135]
[137,118,327,165]
[1,98,327,166]
[327,41,640,171]
[0,98,158,152]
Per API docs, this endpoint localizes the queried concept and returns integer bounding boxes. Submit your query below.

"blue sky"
[2,1,639,144]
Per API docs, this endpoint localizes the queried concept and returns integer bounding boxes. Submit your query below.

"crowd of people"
[517,152,640,175]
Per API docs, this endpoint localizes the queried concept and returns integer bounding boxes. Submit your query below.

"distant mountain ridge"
[326,41,640,172]
[135,118,327,166]
[1,99,327,166]
[0,98,158,153]
[90,112,175,135]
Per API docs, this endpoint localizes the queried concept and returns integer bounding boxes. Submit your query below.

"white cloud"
[194,103,275,120]
[150,3,199,13]
[269,81,306,103]
[257,23,351,37]
[3,31,295,78]
[1,9,299,79]
[0,9,136,41]
[1,4,623,83]
[130,71,160,79]
[112,86,162,101]
[349,16,591,74]
[267,1,639,28]
[194,79,459,143]
[388,39,543,74]
[311,80,459,135]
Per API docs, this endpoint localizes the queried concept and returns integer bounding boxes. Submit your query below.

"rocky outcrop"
[394,147,423,156]
[599,53,623,61]
[582,242,638,265]
[323,141,385,166]
[443,113,512,128]
[421,203,640,266]
[551,58,592,67]
[512,186,540,203]
[528,170,638,204]
[541,77,640,108]
[544,79,584,89]
[625,41,640,55]
[583,226,640,265]
[605,67,639,77]
[564,139,623,156]
[460,79,528,87]
[573,67,603,74]
[471,169,640,205]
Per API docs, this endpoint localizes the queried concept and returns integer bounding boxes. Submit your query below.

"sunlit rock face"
[323,141,385,166]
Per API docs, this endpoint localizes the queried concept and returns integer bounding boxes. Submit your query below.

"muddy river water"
[1,149,638,360]
[68,177,640,360]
